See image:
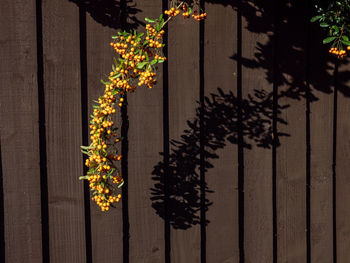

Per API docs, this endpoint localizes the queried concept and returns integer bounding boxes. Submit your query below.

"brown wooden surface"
[0,0,43,262]
[1,1,350,262]
[167,5,201,262]
[127,0,164,262]
[204,2,239,263]
[336,59,350,262]
[276,2,308,262]
[241,2,274,262]
[42,1,87,262]
[309,34,334,262]
[86,8,124,263]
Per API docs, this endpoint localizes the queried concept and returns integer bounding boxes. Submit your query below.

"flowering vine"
[80,1,207,211]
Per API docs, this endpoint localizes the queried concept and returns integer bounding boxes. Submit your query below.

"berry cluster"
[181,4,190,18]
[83,78,124,211]
[81,0,208,212]
[192,12,207,21]
[81,17,168,211]
[164,7,181,17]
[165,3,207,21]
[329,46,350,59]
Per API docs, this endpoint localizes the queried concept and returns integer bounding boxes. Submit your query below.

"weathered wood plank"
[276,2,308,262]
[42,1,86,261]
[127,0,165,262]
[167,6,201,263]
[0,0,42,262]
[241,1,274,262]
[86,7,123,263]
[309,33,334,263]
[336,58,350,262]
[204,2,239,263]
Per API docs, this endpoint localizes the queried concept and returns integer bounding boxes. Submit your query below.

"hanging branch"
[80,0,207,212]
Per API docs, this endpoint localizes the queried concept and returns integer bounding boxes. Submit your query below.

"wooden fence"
[1,0,350,262]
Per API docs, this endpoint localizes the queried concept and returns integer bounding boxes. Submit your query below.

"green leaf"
[110,72,121,79]
[101,79,111,85]
[118,181,124,188]
[81,150,91,156]
[332,25,339,33]
[145,17,156,23]
[342,40,350,46]
[108,168,116,175]
[320,22,329,28]
[342,35,349,41]
[150,59,157,65]
[323,36,336,44]
[310,15,322,22]
[136,62,148,69]
[188,7,192,14]
[81,144,94,150]
[79,176,89,180]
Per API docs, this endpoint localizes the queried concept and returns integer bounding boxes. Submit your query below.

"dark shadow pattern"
[228,0,350,98]
[69,0,144,30]
[150,0,350,231]
[151,87,289,229]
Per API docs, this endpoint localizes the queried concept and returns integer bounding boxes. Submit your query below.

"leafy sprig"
[312,0,350,58]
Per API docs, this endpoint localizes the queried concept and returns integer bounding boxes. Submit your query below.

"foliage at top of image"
[312,0,350,59]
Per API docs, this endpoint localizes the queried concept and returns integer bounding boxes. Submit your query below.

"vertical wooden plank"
[0,1,43,262]
[309,33,334,262]
[86,9,123,263]
[166,6,201,263]
[276,2,307,262]
[241,2,274,262]
[127,0,165,261]
[204,3,239,263]
[336,58,350,262]
[42,1,86,262]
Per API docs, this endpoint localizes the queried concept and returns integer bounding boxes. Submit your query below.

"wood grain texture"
[86,9,123,263]
[0,0,42,262]
[309,37,334,262]
[276,2,307,262]
[336,58,350,262]
[204,3,239,263]
[127,0,164,262]
[241,2,274,262]
[42,1,86,262]
[167,6,201,263]
[1,2,350,262]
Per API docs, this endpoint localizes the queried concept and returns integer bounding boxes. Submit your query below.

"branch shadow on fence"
[150,0,350,230]
[150,86,288,229]
[69,0,144,30]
